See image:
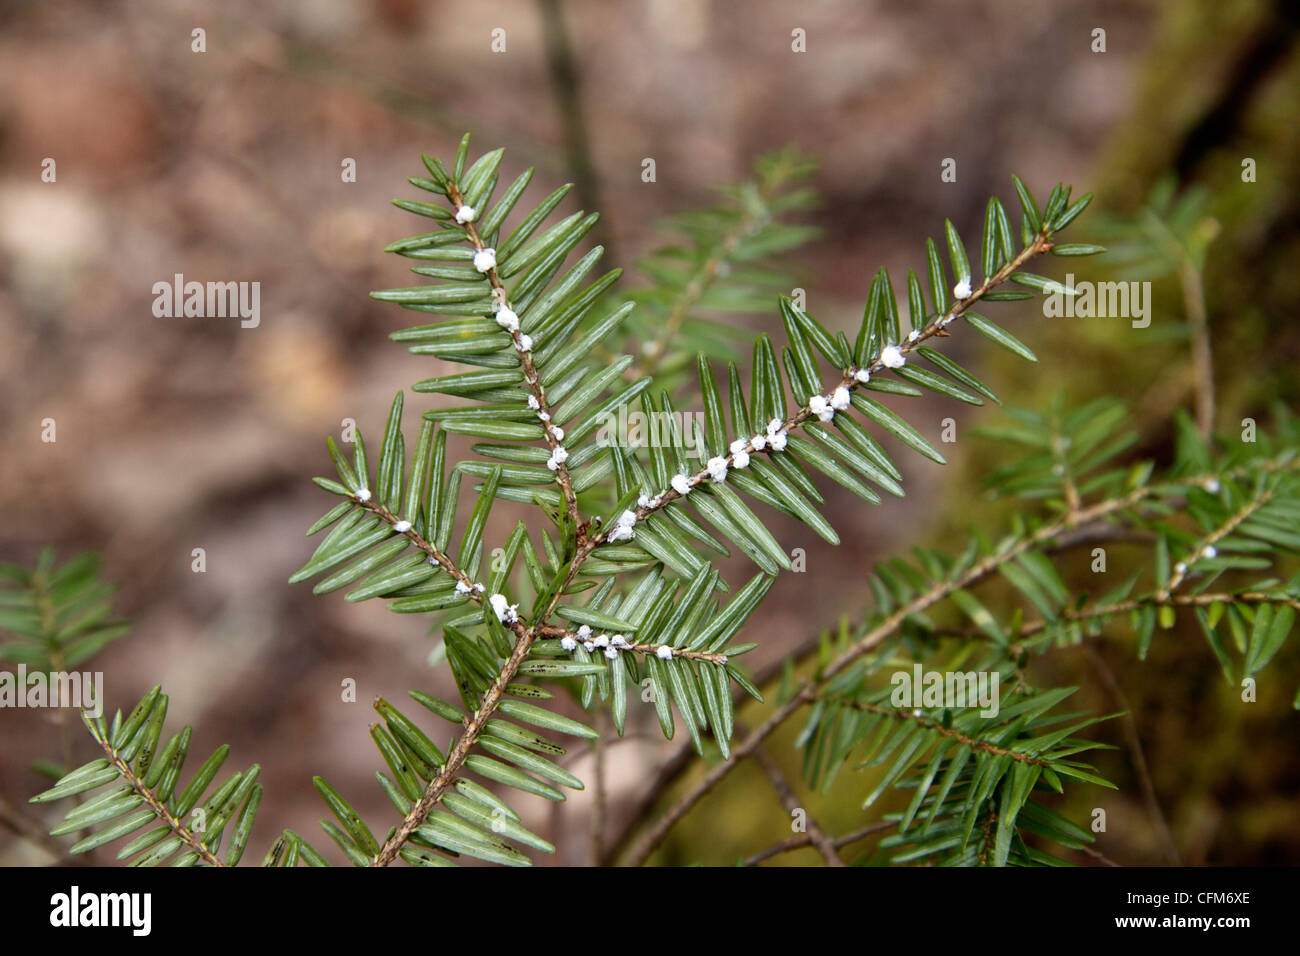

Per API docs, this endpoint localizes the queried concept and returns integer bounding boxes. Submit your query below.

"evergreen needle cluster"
[16,136,1298,867]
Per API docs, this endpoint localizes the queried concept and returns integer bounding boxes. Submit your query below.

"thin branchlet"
[93,730,225,868]
[588,232,1056,549]
[445,180,584,535]
[616,455,1300,865]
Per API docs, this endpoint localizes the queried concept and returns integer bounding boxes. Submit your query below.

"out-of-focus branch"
[751,745,843,867]
[537,0,615,265]
[742,821,893,867]
[1082,644,1180,865]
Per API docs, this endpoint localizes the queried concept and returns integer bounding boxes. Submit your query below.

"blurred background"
[1,0,1297,866]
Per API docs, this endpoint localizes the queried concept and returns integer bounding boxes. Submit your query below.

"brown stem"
[621,686,813,866]
[742,821,894,867]
[1082,643,1181,865]
[824,697,1050,765]
[611,451,1297,865]
[1181,259,1215,439]
[602,515,1150,865]
[357,499,485,600]
[1079,844,1124,867]
[94,731,224,867]
[618,487,1152,865]
[594,232,1056,548]
[1142,208,1215,438]
[445,181,583,533]
[372,627,538,866]
[752,744,843,866]
[1014,590,1300,643]
[1159,484,1273,598]
[0,796,94,866]
[536,0,612,266]
[351,495,538,866]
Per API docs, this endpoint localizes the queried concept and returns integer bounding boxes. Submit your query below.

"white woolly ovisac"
[953,278,973,300]
[455,579,472,595]
[607,509,638,542]
[831,386,851,411]
[393,520,412,534]
[671,473,693,496]
[593,634,609,648]
[518,333,533,351]
[766,417,784,436]
[655,644,674,660]
[455,205,477,224]
[604,646,619,659]
[527,394,540,410]
[489,593,517,624]
[473,248,497,273]
[880,345,906,368]
[611,634,627,646]
[768,430,788,451]
[495,307,519,332]
[1203,545,1218,559]
[908,329,922,342]
[549,424,564,441]
[355,488,372,502]
[732,448,750,469]
[730,438,749,455]
[560,636,577,651]
[808,394,833,422]
[546,446,569,471]
[854,367,871,384]
[576,624,592,639]
[707,456,729,483]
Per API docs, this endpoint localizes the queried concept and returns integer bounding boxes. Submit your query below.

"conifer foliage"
[24,136,1294,868]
